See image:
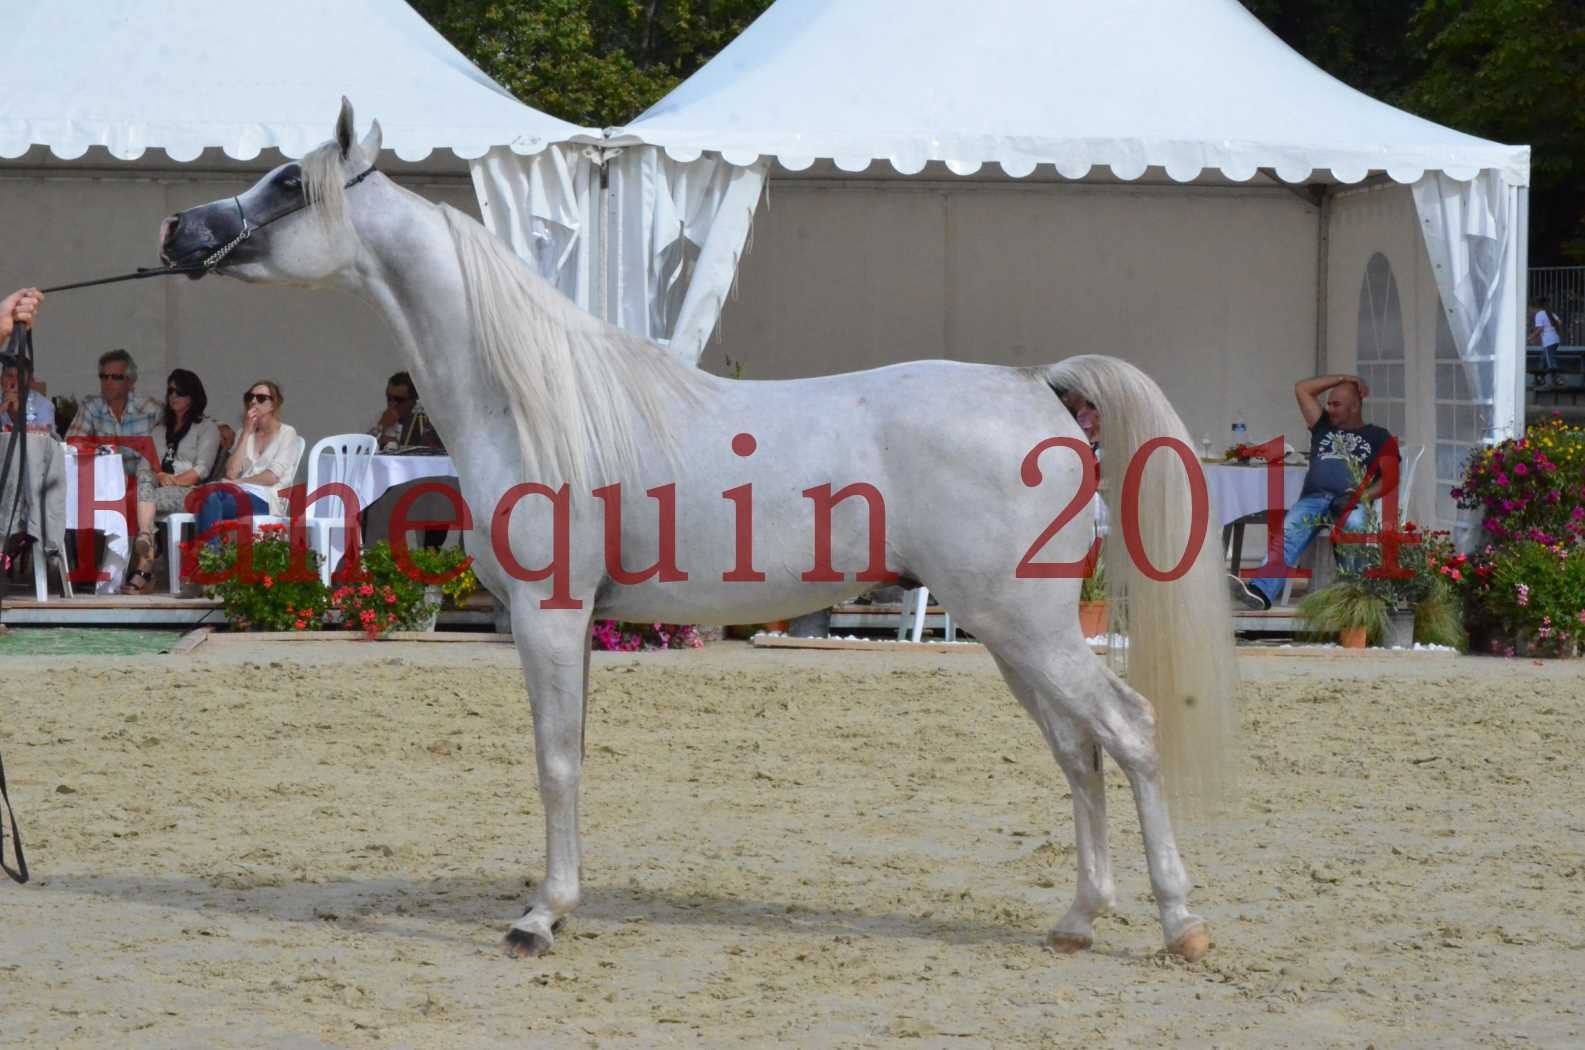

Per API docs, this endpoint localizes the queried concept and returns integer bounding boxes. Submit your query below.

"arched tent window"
[1434,309,1492,533]
[1356,253,1406,441]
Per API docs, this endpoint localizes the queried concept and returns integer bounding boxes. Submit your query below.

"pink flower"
[358,584,374,597]
[1495,473,1510,487]
[1515,583,1530,607]
[1450,569,1462,582]
[1514,462,1529,476]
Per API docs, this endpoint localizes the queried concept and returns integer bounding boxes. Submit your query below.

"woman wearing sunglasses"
[194,379,304,545]
[122,368,221,593]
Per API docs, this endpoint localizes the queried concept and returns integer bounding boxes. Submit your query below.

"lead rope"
[0,325,29,884]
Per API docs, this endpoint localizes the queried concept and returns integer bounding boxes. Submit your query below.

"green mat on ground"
[0,628,183,656]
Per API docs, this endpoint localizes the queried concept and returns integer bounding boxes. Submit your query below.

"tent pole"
[1313,186,1332,375]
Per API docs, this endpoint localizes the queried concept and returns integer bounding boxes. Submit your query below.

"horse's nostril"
[159,215,179,245]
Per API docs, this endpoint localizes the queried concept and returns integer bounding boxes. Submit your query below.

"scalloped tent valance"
[0,0,600,162]
[606,0,1529,187]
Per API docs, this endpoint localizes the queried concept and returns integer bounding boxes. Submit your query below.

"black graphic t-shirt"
[1300,418,1396,498]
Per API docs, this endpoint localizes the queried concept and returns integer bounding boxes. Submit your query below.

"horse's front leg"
[502,601,594,958]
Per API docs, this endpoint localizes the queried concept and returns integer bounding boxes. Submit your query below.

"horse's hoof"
[1168,922,1211,963]
[1045,930,1093,955]
[501,927,553,959]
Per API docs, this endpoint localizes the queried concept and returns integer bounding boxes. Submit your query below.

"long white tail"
[1046,355,1239,812]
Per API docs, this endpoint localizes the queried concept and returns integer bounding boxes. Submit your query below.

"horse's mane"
[438,205,709,489]
[304,141,708,489]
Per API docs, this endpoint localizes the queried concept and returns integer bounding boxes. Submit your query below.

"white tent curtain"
[603,149,768,363]
[470,145,765,363]
[469,144,602,306]
[1411,170,1523,441]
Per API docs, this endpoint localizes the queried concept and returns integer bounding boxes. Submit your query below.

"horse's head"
[160,98,382,286]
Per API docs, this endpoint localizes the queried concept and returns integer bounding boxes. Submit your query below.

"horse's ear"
[336,97,356,159]
[360,118,383,160]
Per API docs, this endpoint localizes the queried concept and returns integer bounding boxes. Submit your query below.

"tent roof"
[610,0,1530,186]
[0,0,597,163]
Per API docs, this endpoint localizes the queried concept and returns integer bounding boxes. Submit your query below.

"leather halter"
[41,163,379,293]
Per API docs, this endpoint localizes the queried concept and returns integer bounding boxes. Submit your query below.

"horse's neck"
[347,190,501,463]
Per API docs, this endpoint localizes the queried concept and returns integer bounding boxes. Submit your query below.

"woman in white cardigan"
[194,379,304,544]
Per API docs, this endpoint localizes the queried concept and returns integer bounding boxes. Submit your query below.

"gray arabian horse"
[160,101,1238,962]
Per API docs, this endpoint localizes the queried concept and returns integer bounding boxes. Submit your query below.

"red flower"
[261,574,274,589]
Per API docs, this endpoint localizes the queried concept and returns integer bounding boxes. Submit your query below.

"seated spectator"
[1232,373,1399,611]
[66,348,161,478]
[196,380,304,545]
[368,370,443,451]
[0,361,53,433]
[363,371,450,554]
[122,369,221,594]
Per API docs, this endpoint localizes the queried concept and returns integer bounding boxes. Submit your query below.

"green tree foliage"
[414,1,1582,261]
[409,0,772,127]
[1403,0,1585,262]
[1240,0,1585,263]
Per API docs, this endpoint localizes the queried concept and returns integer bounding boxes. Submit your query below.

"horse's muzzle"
[160,205,240,277]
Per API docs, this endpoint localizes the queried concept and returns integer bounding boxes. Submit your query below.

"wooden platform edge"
[204,629,514,643]
[168,626,213,655]
[748,635,1109,655]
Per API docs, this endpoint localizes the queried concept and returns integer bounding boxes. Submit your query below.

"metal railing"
[1529,266,1585,348]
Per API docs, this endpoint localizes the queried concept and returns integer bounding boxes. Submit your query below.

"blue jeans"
[1249,492,1368,603]
[196,488,270,547]
[1539,344,1559,373]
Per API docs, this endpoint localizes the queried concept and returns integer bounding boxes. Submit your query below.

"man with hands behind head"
[1232,373,1398,611]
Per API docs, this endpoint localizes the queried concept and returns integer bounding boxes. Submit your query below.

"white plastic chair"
[302,434,377,585]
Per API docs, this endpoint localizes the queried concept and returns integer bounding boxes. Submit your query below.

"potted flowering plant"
[1453,414,1585,550]
[194,525,329,631]
[336,540,437,637]
[1078,544,1107,638]
[1454,540,1585,657]
[1451,414,1585,656]
[591,621,704,651]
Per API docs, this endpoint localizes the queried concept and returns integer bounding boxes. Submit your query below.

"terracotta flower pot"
[1078,601,1109,638]
[1338,626,1368,649]
[764,620,791,634]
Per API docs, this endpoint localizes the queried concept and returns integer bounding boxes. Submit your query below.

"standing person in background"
[1529,297,1564,387]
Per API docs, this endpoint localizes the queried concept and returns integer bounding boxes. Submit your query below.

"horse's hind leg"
[993,643,1208,961]
[1087,664,1209,961]
[993,654,1115,953]
[502,603,594,958]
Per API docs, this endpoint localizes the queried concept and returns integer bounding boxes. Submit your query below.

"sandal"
[122,568,156,595]
[123,531,158,594]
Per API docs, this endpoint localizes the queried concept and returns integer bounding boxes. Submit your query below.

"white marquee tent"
[481,0,1531,540]
[0,0,600,443]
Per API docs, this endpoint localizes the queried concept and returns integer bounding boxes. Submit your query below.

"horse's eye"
[281,173,302,192]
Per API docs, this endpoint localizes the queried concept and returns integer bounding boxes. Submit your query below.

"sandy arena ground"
[1,637,1581,1048]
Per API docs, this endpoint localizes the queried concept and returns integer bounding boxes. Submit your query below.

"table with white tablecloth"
[1202,461,1309,570]
[62,446,131,594]
[314,451,461,572]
